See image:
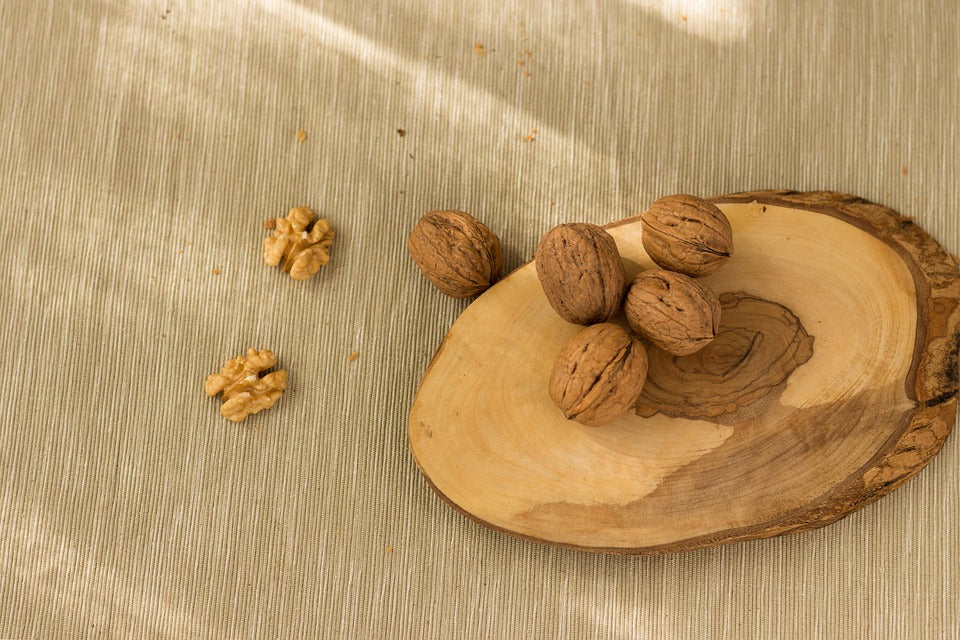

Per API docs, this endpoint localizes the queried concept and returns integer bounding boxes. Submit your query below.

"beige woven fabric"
[1,0,958,638]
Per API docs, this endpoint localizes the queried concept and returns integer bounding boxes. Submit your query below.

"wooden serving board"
[408,191,960,554]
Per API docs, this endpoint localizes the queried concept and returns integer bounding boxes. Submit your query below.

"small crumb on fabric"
[681,14,687,22]
[550,200,556,206]
[172,132,180,139]
[297,129,307,142]
[185,241,192,246]
[523,71,532,77]
[178,249,184,254]
[386,545,394,553]
[518,60,525,66]
[264,219,276,229]
[348,350,360,362]
[901,166,908,176]
[397,128,406,137]
[473,42,487,57]
[212,269,221,275]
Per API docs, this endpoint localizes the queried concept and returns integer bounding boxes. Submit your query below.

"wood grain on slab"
[408,191,960,554]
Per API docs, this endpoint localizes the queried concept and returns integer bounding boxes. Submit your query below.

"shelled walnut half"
[263,207,335,281]
[204,348,287,423]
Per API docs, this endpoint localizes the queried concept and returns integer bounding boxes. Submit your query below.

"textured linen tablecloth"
[1,1,958,638]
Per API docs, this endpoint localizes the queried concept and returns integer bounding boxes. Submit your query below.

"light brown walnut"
[535,223,627,325]
[408,210,502,298]
[204,348,288,423]
[548,323,649,427]
[641,194,733,277]
[625,269,721,355]
[263,207,335,281]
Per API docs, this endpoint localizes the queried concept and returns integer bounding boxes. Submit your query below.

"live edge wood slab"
[408,190,960,555]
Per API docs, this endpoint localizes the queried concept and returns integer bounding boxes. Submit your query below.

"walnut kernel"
[549,323,649,427]
[204,348,288,422]
[408,210,502,298]
[624,270,721,355]
[263,207,335,281]
[535,223,627,325]
[641,194,733,277]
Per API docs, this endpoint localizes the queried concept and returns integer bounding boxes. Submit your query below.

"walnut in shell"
[535,223,627,325]
[624,269,721,355]
[549,323,649,427]
[408,210,502,298]
[204,348,287,423]
[263,207,335,281]
[641,194,733,277]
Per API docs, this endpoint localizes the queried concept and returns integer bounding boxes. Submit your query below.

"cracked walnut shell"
[625,269,721,356]
[263,207,335,281]
[549,323,649,427]
[535,223,627,325]
[408,210,502,298]
[641,194,733,277]
[204,348,287,422]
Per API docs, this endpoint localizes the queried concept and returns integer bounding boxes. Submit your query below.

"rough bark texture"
[624,269,722,355]
[408,210,502,299]
[548,323,649,427]
[641,194,733,277]
[535,223,627,325]
[702,190,960,543]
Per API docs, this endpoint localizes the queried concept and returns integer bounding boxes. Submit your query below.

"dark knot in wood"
[636,292,814,419]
